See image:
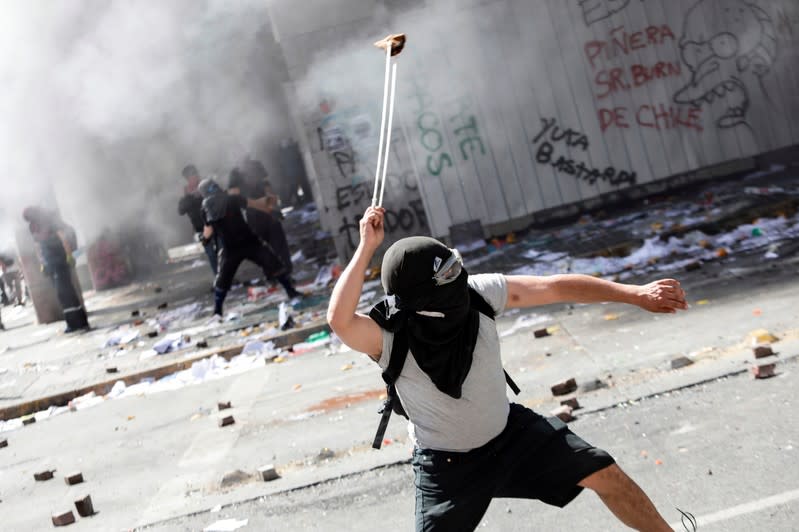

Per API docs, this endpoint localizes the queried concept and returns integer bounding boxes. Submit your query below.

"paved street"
[1,173,798,531]
[165,359,799,532]
[1,242,798,531]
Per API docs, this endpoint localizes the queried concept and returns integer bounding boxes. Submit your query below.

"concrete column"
[14,225,85,325]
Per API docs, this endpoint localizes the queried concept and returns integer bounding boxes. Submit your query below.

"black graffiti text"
[532,117,636,187]
[337,199,429,251]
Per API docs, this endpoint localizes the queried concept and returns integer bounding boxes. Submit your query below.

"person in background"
[22,207,89,333]
[0,250,25,306]
[178,164,218,276]
[198,177,301,318]
[228,165,294,281]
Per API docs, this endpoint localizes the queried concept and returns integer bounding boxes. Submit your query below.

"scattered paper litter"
[203,518,248,532]
[500,314,552,338]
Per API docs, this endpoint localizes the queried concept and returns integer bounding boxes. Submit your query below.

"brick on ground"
[52,511,76,527]
[551,405,575,422]
[551,378,577,396]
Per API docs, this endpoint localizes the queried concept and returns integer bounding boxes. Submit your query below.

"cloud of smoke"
[0,0,292,250]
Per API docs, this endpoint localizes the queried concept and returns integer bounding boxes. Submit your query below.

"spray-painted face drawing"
[673,0,777,129]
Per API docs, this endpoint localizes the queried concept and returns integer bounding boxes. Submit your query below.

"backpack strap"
[372,287,521,450]
[373,328,410,449]
[469,288,521,396]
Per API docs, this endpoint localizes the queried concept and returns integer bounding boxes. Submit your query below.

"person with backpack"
[327,206,689,532]
[197,177,301,318]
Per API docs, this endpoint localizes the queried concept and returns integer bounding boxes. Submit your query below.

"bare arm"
[505,274,687,314]
[327,207,385,360]
[246,196,277,214]
[202,225,214,239]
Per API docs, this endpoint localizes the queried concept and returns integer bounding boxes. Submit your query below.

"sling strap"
[372,288,520,449]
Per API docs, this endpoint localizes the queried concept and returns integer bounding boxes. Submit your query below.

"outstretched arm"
[505,274,687,314]
[327,207,385,360]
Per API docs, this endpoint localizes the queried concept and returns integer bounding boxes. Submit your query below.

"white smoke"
[0,0,292,249]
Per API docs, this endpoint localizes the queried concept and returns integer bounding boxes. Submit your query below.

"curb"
[135,354,799,530]
[135,458,412,530]
[0,321,330,422]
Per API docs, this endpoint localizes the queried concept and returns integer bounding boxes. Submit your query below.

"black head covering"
[370,236,479,398]
[198,178,228,223]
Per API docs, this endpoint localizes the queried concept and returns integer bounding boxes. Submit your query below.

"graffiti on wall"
[409,75,489,177]
[672,0,778,130]
[532,117,637,186]
[312,97,428,255]
[584,23,704,133]
[334,169,428,251]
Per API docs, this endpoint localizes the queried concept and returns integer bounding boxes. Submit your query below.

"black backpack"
[372,287,520,449]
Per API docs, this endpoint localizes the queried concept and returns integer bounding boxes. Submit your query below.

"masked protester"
[327,206,689,532]
[22,206,89,333]
[178,164,218,276]
[198,177,301,318]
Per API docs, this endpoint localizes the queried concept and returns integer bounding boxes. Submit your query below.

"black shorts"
[412,403,615,532]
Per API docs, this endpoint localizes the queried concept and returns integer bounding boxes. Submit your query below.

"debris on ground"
[220,470,251,488]
[551,378,577,396]
[747,329,779,345]
[257,464,280,481]
[65,472,84,485]
[670,356,694,370]
[51,510,76,527]
[34,469,55,481]
[560,398,580,410]
[753,345,774,359]
[551,405,575,422]
[203,518,249,532]
[751,363,776,379]
[74,495,95,517]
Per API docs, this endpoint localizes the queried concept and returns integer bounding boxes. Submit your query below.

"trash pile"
[506,210,799,280]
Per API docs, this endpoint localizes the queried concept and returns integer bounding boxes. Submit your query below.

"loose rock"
[65,472,84,485]
[551,405,574,422]
[257,465,280,482]
[751,363,776,379]
[52,511,76,527]
[560,397,581,410]
[551,378,577,396]
[753,345,774,359]
[74,495,95,517]
[34,470,55,481]
[670,356,694,370]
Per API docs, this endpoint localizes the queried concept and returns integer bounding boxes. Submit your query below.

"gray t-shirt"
[377,273,509,452]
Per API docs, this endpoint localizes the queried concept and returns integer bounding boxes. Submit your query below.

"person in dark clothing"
[0,251,24,307]
[22,206,90,333]
[178,164,218,275]
[198,178,301,317]
[228,166,293,277]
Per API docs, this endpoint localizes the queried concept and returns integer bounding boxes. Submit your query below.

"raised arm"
[505,274,687,314]
[326,206,385,360]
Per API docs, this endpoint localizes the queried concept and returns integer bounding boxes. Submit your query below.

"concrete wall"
[270,0,799,261]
